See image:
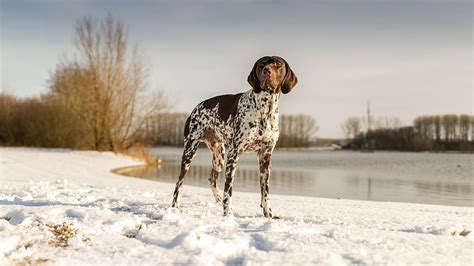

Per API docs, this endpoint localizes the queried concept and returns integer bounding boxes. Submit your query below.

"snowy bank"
[0,148,472,265]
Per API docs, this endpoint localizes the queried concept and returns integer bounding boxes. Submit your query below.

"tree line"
[143,113,319,148]
[342,114,474,151]
[278,114,318,148]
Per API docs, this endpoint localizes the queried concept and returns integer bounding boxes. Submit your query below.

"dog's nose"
[263,66,271,76]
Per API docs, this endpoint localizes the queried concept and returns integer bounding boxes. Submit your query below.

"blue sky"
[1,0,472,137]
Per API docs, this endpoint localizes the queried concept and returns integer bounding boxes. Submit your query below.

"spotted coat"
[171,56,298,218]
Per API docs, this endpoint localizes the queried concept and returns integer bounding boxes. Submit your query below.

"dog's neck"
[252,90,280,119]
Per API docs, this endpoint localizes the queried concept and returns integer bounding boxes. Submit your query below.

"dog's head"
[248,56,298,94]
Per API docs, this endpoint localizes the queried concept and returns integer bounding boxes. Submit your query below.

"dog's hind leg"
[171,137,200,208]
[207,142,225,203]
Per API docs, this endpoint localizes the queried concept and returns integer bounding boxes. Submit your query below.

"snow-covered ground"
[0,148,472,265]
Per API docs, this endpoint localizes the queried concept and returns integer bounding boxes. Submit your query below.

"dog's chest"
[235,92,280,149]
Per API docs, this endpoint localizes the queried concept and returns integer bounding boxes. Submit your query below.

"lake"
[115,147,473,207]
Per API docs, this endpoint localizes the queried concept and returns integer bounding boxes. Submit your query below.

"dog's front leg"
[258,149,273,218]
[222,144,243,216]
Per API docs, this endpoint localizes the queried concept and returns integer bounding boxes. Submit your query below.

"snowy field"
[0,148,472,265]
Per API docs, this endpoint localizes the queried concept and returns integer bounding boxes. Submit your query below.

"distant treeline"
[144,113,188,146]
[144,113,318,148]
[345,114,474,151]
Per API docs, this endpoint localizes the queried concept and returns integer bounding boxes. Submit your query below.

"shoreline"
[112,162,473,208]
[150,145,474,154]
[0,147,472,265]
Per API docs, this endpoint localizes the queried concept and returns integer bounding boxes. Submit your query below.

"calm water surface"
[116,147,473,207]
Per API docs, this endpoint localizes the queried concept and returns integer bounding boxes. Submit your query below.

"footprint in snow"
[251,233,273,252]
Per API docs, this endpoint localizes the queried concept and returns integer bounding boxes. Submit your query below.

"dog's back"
[184,92,243,147]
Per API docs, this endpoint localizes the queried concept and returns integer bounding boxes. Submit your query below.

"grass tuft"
[46,222,76,247]
[118,144,162,166]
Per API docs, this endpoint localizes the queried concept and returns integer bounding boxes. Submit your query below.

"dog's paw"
[263,208,273,218]
[223,207,234,217]
[171,201,179,208]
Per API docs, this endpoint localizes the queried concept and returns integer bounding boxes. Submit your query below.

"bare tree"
[433,115,441,141]
[471,116,474,141]
[0,91,18,144]
[146,112,188,146]
[373,116,403,130]
[295,114,319,146]
[341,117,362,139]
[278,114,318,147]
[441,115,450,141]
[458,114,470,141]
[414,116,434,139]
[50,15,167,151]
[441,114,459,142]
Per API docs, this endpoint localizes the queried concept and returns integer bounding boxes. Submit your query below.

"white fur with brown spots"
[171,56,298,218]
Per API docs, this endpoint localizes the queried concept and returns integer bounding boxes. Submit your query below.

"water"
[115,147,474,207]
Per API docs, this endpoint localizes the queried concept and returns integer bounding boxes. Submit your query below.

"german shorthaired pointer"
[171,56,298,218]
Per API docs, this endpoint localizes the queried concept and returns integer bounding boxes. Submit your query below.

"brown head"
[247,56,298,94]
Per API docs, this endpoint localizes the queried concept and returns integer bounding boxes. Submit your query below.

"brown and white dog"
[171,56,298,218]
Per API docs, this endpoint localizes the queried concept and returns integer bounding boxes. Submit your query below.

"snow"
[0,147,472,265]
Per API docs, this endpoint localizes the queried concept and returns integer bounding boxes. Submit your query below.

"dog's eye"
[275,62,282,67]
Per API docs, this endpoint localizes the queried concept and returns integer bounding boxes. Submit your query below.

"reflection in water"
[115,157,473,207]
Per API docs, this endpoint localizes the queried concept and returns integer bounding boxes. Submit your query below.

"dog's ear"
[247,61,262,93]
[281,61,298,94]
